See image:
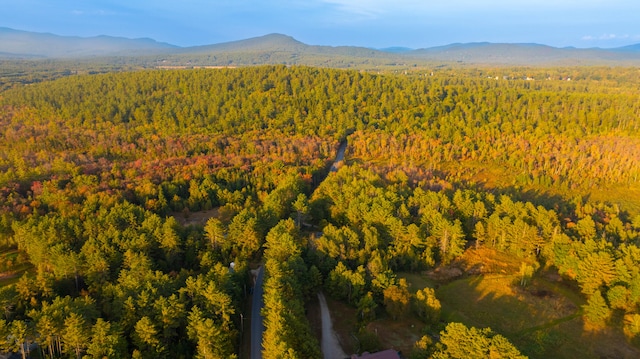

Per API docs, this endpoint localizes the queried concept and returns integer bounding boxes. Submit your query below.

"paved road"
[251,267,265,359]
[330,140,348,172]
[318,292,348,359]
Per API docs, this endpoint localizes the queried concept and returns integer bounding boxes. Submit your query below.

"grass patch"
[0,262,32,286]
[397,247,640,358]
[437,275,576,334]
[171,207,221,227]
[365,316,424,355]
[399,272,437,291]
[434,271,639,358]
[0,249,33,287]
[333,246,640,358]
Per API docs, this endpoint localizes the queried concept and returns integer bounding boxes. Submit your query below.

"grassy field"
[315,243,640,358]
[437,275,573,357]
[417,248,640,358]
[0,249,32,286]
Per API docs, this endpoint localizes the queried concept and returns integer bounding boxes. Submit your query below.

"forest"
[0,65,639,358]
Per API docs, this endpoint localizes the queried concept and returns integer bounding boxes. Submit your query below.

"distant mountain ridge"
[178,33,402,59]
[614,43,640,52]
[183,33,307,53]
[1,27,640,66]
[378,47,414,54]
[406,42,640,65]
[0,27,176,58]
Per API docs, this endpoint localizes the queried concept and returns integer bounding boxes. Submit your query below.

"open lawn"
[365,316,425,356]
[399,272,436,290]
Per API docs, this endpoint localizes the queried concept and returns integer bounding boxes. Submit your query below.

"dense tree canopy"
[0,65,638,357]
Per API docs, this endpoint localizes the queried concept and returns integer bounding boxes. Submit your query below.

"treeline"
[262,219,321,358]
[2,66,639,196]
[348,129,640,189]
[0,58,139,92]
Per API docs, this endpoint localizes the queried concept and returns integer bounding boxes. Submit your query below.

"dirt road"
[317,292,348,359]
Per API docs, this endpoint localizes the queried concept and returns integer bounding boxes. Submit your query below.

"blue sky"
[1,0,639,48]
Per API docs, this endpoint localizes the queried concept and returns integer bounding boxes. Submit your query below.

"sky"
[1,0,639,49]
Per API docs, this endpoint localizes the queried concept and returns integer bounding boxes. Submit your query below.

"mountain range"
[2,27,640,66]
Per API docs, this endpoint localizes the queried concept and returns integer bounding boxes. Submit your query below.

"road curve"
[251,267,265,359]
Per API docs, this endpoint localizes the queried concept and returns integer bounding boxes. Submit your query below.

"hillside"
[156,33,410,68]
[407,42,640,65]
[0,27,177,58]
[2,27,640,66]
[180,33,307,53]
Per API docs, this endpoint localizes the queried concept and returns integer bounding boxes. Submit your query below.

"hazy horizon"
[1,0,639,50]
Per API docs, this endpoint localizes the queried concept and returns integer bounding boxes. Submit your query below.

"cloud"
[320,0,384,19]
[582,33,640,41]
[71,9,119,16]
[317,0,594,21]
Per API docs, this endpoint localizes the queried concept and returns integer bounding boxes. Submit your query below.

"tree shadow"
[437,273,640,359]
